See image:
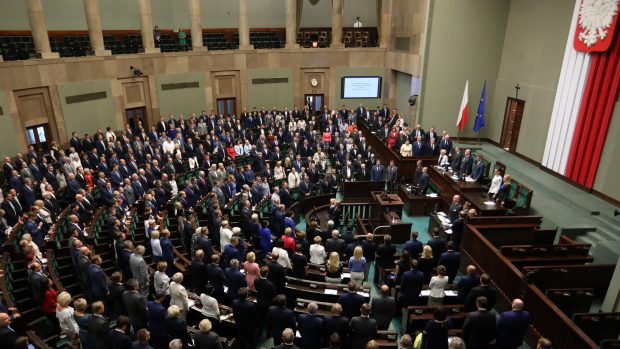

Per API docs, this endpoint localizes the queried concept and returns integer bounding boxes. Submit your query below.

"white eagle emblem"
[578,0,619,47]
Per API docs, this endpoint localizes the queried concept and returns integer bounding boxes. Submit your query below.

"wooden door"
[500,98,525,152]
[25,124,51,152]
[304,94,324,115]
[216,97,236,116]
[125,107,147,131]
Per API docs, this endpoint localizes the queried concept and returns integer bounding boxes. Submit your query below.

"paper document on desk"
[358,291,370,297]
[187,300,196,309]
[426,193,438,197]
[420,290,431,296]
[445,229,453,235]
[484,201,496,206]
[341,273,351,278]
[324,289,338,295]
[465,177,476,182]
[445,290,458,297]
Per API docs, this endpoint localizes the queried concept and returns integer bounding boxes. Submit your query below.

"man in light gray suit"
[123,178,136,205]
[370,284,396,330]
[386,160,398,193]
[129,245,149,300]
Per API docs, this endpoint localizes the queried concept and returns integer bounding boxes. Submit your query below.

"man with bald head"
[370,284,395,330]
[324,303,349,348]
[496,299,531,349]
[0,312,17,349]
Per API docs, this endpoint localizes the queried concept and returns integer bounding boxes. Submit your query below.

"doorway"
[500,97,525,152]
[126,107,147,131]
[26,124,51,152]
[217,98,236,116]
[305,94,324,115]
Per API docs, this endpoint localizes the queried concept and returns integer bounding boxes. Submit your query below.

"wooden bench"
[523,264,616,295]
[500,244,594,268]
[545,288,594,317]
[401,304,466,336]
[285,276,371,303]
[572,312,620,345]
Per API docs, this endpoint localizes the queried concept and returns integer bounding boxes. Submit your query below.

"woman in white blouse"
[154,261,171,296]
[400,139,413,157]
[428,265,449,306]
[273,161,285,180]
[219,221,233,251]
[169,272,189,319]
[487,168,503,198]
[272,240,292,269]
[151,231,163,262]
[309,236,327,264]
[288,168,301,189]
[243,140,252,156]
[437,149,449,167]
[56,291,80,349]
[200,284,220,320]
[234,139,245,157]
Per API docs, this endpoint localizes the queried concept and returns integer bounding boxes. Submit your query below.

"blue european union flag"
[473,80,486,132]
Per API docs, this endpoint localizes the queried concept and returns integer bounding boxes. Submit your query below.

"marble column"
[331,0,344,48]
[83,0,111,56]
[238,0,253,50]
[138,0,160,53]
[25,0,59,59]
[379,0,392,48]
[188,0,206,51]
[285,0,299,49]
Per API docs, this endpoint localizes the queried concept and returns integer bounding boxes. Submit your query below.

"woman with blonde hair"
[193,318,223,349]
[419,245,436,283]
[169,273,189,320]
[325,252,343,284]
[56,291,81,348]
[243,252,260,291]
[348,246,366,286]
[288,167,300,189]
[438,149,449,167]
[20,233,42,260]
[309,236,327,264]
[154,261,171,298]
[273,161,285,180]
[219,220,233,251]
[73,298,92,349]
[150,230,163,263]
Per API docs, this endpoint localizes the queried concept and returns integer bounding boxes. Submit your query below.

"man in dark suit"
[338,282,366,319]
[147,292,168,349]
[370,285,395,330]
[370,160,385,181]
[427,228,446,263]
[0,312,17,349]
[400,260,425,306]
[224,259,247,301]
[403,231,423,259]
[122,279,148,331]
[266,294,296,345]
[298,302,325,349]
[106,315,132,349]
[324,303,350,348]
[28,263,47,306]
[451,210,466,250]
[190,250,208,295]
[440,135,453,155]
[448,194,463,222]
[206,255,226,302]
[386,160,398,193]
[417,167,430,195]
[471,154,487,183]
[464,274,497,312]
[462,296,496,349]
[437,241,461,283]
[89,255,108,301]
[375,235,396,285]
[412,136,426,156]
[1,192,20,226]
[496,299,531,349]
[326,230,345,256]
[457,265,480,304]
[232,288,259,349]
[88,301,109,349]
[349,303,377,349]
[255,266,276,321]
[451,147,463,171]
[459,149,473,176]
[267,253,287,294]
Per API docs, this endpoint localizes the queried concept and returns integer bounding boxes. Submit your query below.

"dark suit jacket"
[462,309,497,348]
[324,315,349,346]
[165,316,191,347]
[298,313,325,349]
[0,326,17,349]
[460,156,473,176]
[88,314,110,349]
[231,299,258,334]
[437,250,461,282]
[147,300,168,338]
[193,330,223,349]
[266,305,297,342]
[267,261,287,294]
[370,295,395,330]
[107,329,133,349]
[349,316,378,349]
[376,243,396,269]
[191,258,208,294]
[206,263,226,295]
[254,277,276,311]
[224,267,247,300]
[427,237,447,261]
[400,269,425,306]
[326,238,345,256]
[464,285,497,312]
[496,310,530,348]
[338,292,365,319]
[89,264,108,300]
[457,274,480,304]
[122,290,148,330]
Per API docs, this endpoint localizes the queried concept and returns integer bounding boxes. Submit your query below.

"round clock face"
[310,78,319,87]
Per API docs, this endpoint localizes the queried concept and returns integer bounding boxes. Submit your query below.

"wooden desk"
[285,276,371,303]
[462,191,507,216]
[343,181,385,202]
[428,166,484,211]
[398,185,442,216]
[372,191,404,219]
[402,304,467,335]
